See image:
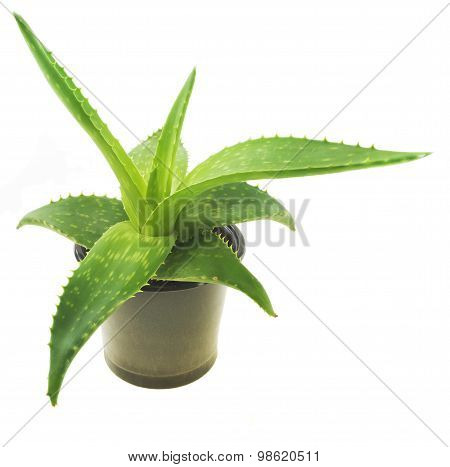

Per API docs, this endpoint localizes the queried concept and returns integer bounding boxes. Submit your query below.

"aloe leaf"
[17,195,127,248]
[147,137,430,234]
[14,14,146,226]
[176,182,295,235]
[128,129,189,192]
[156,232,276,317]
[48,221,175,405]
[146,69,195,203]
[185,137,430,186]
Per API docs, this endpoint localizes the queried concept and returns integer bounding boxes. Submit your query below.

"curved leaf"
[128,129,189,192]
[185,137,430,186]
[17,195,127,249]
[14,14,145,226]
[176,182,295,235]
[156,232,276,317]
[48,221,175,405]
[147,137,430,234]
[147,69,195,203]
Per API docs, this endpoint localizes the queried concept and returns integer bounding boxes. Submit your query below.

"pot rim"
[74,225,246,293]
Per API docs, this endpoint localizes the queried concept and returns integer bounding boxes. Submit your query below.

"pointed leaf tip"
[287,216,296,232]
[14,14,36,44]
[13,12,25,26]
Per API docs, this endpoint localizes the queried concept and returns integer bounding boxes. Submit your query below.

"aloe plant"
[14,13,430,405]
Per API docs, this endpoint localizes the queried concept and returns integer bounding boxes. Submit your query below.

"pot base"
[104,352,217,389]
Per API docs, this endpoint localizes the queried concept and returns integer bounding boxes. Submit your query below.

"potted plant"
[14,14,430,406]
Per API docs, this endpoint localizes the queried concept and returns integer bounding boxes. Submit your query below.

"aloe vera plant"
[14,13,430,405]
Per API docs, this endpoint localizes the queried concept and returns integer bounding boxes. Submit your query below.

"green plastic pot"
[74,225,245,389]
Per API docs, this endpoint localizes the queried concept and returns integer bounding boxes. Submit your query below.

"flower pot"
[74,225,245,389]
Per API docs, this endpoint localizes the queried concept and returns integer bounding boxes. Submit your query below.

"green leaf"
[147,137,430,234]
[14,14,146,226]
[155,232,276,317]
[185,137,430,186]
[146,69,195,204]
[128,129,189,192]
[176,182,295,236]
[48,221,175,405]
[17,195,127,249]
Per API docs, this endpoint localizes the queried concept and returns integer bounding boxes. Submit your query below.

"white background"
[1,1,449,465]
